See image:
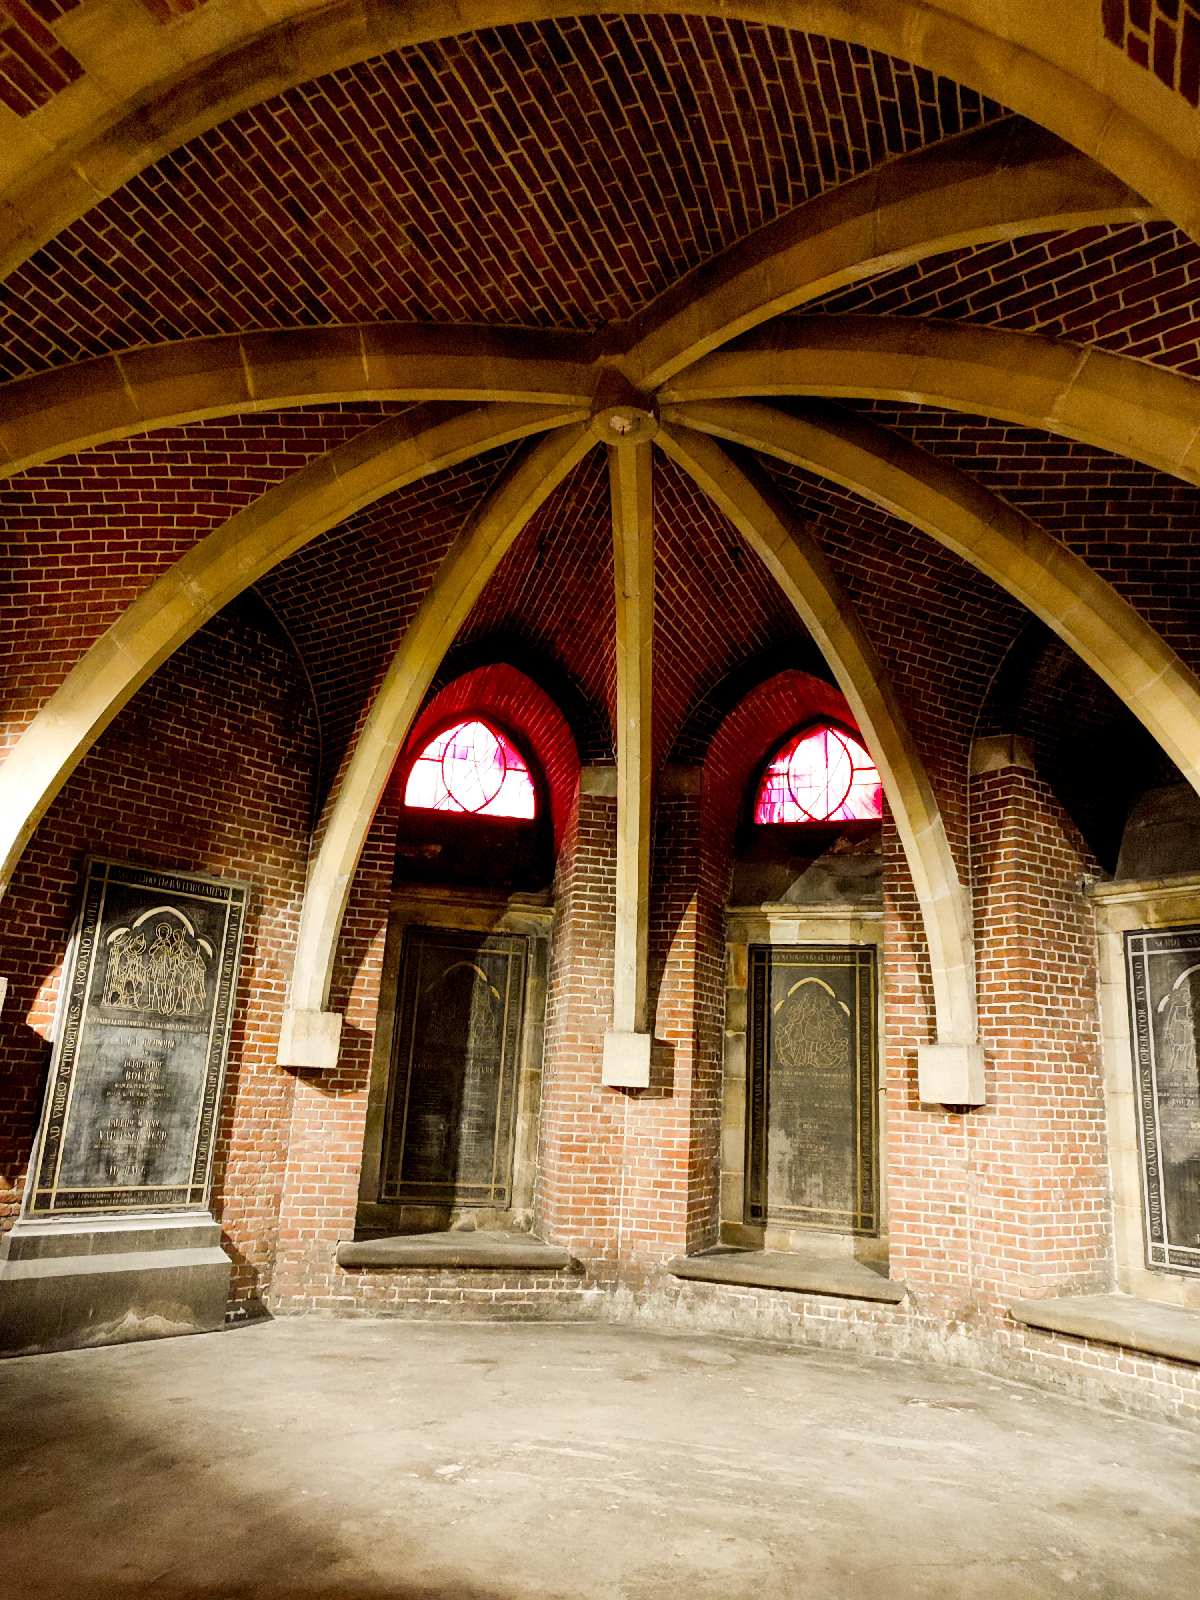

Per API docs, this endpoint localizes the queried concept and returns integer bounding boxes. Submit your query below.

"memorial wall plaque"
[1125,925,1200,1275]
[26,858,250,1216]
[747,945,877,1234]
[381,927,526,1207]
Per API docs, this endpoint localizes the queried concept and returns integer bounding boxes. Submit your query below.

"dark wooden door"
[381,927,526,1207]
[746,944,878,1235]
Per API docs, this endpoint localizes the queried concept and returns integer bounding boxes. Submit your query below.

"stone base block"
[602,1030,651,1088]
[277,1007,342,1069]
[917,1042,986,1106]
[0,1212,232,1357]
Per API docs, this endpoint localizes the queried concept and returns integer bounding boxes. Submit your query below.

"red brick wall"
[884,761,1110,1317]
[0,595,316,1304]
[534,791,624,1266]
[0,406,405,760]
[968,763,1110,1301]
[267,799,398,1310]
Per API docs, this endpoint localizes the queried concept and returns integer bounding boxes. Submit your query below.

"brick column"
[969,762,1112,1305]
[269,800,397,1310]
[883,813,975,1311]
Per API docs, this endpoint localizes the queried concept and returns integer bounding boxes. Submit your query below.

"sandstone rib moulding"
[280,421,598,1069]
[0,327,595,478]
[614,118,1157,389]
[657,421,978,1053]
[663,318,1200,490]
[668,398,1200,804]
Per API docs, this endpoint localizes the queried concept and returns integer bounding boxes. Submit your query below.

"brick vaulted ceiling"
[0,18,1005,379]
[4,9,1200,857]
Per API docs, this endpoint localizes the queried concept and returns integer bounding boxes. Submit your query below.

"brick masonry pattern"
[0,18,1004,379]
[808,221,1200,377]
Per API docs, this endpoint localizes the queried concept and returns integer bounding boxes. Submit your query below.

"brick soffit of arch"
[3,94,1200,1077]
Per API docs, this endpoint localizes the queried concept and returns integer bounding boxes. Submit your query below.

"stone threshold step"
[336,1232,575,1271]
[667,1247,906,1303]
[1010,1293,1200,1366]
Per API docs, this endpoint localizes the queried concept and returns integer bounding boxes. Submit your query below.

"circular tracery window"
[404,719,536,818]
[754,723,883,824]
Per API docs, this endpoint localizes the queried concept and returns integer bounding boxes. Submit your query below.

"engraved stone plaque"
[26,858,250,1215]
[1126,925,1200,1275]
[747,945,877,1234]
[381,927,526,1207]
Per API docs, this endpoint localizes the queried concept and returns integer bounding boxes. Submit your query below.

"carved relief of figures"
[101,911,211,1018]
[1158,964,1200,1167]
[774,980,849,1072]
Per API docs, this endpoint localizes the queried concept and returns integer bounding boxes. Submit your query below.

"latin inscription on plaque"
[747,945,877,1234]
[27,858,250,1215]
[1126,925,1200,1275]
[381,928,526,1207]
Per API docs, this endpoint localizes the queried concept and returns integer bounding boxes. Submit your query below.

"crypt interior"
[2,2,1200,1595]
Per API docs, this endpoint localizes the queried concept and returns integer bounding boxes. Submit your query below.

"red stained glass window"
[404,720,536,818]
[754,724,883,824]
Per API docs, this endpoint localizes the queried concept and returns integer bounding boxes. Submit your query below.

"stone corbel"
[277,1007,343,1072]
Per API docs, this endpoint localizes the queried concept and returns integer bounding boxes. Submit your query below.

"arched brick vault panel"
[256,442,523,809]
[389,663,580,852]
[651,452,815,772]
[439,447,826,782]
[0,19,1007,382]
[977,621,1180,874]
[455,447,618,750]
[749,448,1030,876]
[0,592,318,1294]
[666,641,835,765]
[807,220,1200,376]
[842,401,1200,675]
[430,636,610,768]
[0,404,411,758]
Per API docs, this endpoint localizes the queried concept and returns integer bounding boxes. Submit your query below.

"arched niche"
[696,667,888,1264]
[356,663,580,1240]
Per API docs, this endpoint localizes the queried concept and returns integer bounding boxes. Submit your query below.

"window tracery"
[754,724,883,824]
[403,719,536,819]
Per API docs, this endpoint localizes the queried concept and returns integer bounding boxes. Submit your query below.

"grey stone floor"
[1,1317,1198,1599]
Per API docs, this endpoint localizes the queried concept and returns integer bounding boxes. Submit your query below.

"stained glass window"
[404,720,536,818]
[753,723,883,824]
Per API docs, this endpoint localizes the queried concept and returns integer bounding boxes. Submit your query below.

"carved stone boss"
[1126,924,1200,1276]
[26,858,250,1216]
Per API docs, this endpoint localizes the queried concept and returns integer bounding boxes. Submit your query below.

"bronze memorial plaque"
[381,927,526,1207]
[747,944,877,1234]
[1126,925,1200,1275]
[26,858,250,1216]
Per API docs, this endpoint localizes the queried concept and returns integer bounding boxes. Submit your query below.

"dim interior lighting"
[754,723,883,824]
[404,719,536,818]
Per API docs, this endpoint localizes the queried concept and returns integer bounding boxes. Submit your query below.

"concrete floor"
[1,1318,1198,1599]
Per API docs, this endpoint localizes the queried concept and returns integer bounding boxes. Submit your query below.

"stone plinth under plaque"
[0,858,249,1355]
[1126,925,1200,1277]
